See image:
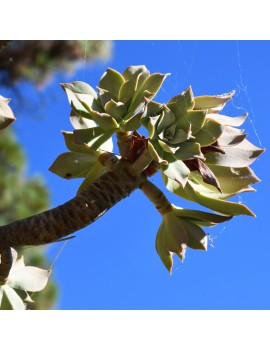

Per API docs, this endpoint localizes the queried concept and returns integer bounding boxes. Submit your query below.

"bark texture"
[0,161,146,250]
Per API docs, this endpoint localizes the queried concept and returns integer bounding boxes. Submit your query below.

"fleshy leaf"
[155,223,173,274]
[194,118,224,146]
[70,111,96,130]
[207,113,248,127]
[122,65,150,89]
[129,73,169,114]
[104,100,127,121]
[186,110,207,134]
[194,91,235,113]
[162,212,188,254]
[73,126,105,145]
[179,219,208,250]
[62,131,101,155]
[119,77,138,105]
[99,68,125,99]
[206,165,261,194]
[61,81,97,98]
[167,86,195,115]
[0,96,16,130]
[172,206,232,225]
[185,181,255,216]
[205,139,264,167]
[162,158,190,187]
[174,142,204,160]
[217,126,247,146]
[0,285,25,310]
[75,94,119,130]
[8,267,51,292]
[49,152,97,179]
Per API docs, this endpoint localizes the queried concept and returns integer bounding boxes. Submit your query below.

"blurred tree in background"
[0,40,111,86]
[0,40,112,308]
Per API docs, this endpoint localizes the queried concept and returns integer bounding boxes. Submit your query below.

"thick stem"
[0,247,12,283]
[139,180,172,215]
[0,160,146,250]
[116,131,132,158]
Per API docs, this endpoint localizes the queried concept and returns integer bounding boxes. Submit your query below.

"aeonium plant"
[49,65,264,273]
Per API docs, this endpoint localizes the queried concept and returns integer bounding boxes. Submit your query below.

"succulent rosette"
[50,66,169,192]
[142,87,264,216]
[155,205,232,273]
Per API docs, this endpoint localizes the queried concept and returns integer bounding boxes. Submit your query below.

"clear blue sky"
[7,41,270,309]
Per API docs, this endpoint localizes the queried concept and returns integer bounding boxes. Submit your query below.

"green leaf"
[0,96,16,130]
[72,127,113,152]
[49,152,97,179]
[174,142,204,160]
[97,87,115,108]
[119,77,139,105]
[155,223,173,274]
[217,126,247,146]
[205,139,264,167]
[70,111,96,130]
[207,113,248,127]
[194,118,224,146]
[158,140,178,154]
[185,181,255,216]
[156,108,175,134]
[122,65,150,89]
[206,165,261,194]
[73,127,105,145]
[62,131,100,155]
[148,140,167,165]
[189,172,253,200]
[161,157,190,187]
[167,86,195,115]
[8,267,51,292]
[179,219,208,250]
[142,99,163,118]
[129,73,169,113]
[99,68,125,99]
[75,94,119,130]
[104,100,127,121]
[77,162,107,193]
[172,206,232,225]
[0,285,25,310]
[121,112,143,131]
[61,81,97,98]
[194,91,235,113]
[186,110,207,134]
[162,212,188,254]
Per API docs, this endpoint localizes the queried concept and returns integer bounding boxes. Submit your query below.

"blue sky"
[6,41,270,309]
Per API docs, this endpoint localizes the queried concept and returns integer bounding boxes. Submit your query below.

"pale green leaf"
[205,139,264,167]
[194,118,224,146]
[179,219,208,250]
[207,113,248,127]
[99,68,125,99]
[162,158,190,187]
[8,267,51,292]
[185,181,255,216]
[174,142,204,160]
[206,165,261,194]
[70,111,96,130]
[194,91,235,113]
[172,206,232,224]
[167,86,195,115]
[49,152,97,179]
[62,131,100,155]
[104,100,127,121]
[186,110,207,134]
[0,96,16,130]
[0,285,25,310]
[155,224,173,274]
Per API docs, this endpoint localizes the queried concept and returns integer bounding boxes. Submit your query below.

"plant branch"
[0,160,146,250]
[139,180,172,215]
